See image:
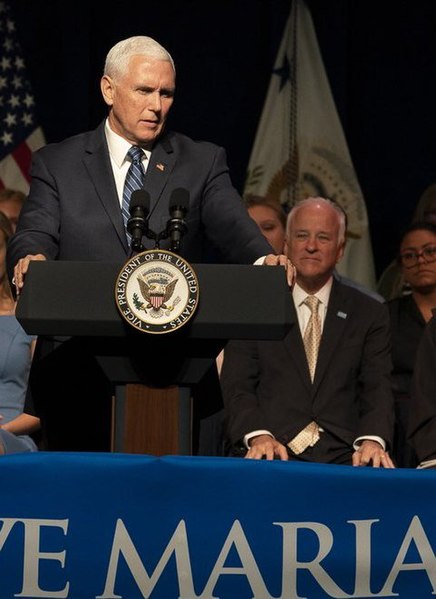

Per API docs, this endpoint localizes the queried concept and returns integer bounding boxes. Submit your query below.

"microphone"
[167,188,189,253]
[127,190,150,252]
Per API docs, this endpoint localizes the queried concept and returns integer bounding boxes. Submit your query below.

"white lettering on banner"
[379,515,436,595]
[96,519,198,599]
[1,516,436,597]
[197,520,275,599]
[277,521,351,598]
[0,518,69,598]
[96,517,436,599]
[348,519,381,597]
[276,519,390,599]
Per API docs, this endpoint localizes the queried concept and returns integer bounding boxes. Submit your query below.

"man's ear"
[336,240,346,263]
[100,76,114,106]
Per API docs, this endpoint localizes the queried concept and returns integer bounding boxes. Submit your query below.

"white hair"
[286,196,347,244]
[104,36,175,80]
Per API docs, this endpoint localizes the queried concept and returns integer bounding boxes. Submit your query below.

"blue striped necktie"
[122,146,145,244]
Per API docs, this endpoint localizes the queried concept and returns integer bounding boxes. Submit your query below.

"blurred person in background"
[0,211,39,454]
[246,194,287,254]
[388,221,436,467]
[378,183,436,300]
[0,189,26,233]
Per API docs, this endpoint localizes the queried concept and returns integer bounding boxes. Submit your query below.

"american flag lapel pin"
[156,162,165,172]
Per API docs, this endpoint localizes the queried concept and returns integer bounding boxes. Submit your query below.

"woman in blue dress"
[0,210,40,453]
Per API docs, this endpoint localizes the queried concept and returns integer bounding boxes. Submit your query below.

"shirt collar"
[104,118,151,168]
[293,277,333,308]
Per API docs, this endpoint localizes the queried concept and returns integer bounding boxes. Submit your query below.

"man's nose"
[305,236,318,251]
[148,91,162,111]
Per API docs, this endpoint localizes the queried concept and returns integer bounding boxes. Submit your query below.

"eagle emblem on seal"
[137,272,178,312]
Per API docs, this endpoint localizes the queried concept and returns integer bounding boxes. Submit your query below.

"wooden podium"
[16,261,294,455]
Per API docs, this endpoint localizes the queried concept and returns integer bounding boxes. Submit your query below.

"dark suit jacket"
[387,294,423,467]
[5,122,272,452]
[7,121,271,272]
[388,294,425,397]
[408,314,436,463]
[221,279,394,455]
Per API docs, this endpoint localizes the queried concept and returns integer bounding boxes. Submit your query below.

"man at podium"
[7,36,292,452]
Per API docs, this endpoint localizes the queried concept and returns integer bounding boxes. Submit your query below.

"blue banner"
[0,453,435,598]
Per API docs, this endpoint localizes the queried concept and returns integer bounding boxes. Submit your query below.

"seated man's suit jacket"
[221,278,395,454]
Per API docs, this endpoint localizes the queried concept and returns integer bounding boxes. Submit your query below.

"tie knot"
[304,295,320,313]
[127,146,144,164]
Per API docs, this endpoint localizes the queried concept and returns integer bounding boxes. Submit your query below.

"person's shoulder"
[164,130,223,153]
[0,315,33,343]
[334,277,387,313]
[335,272,385,304]
[386,293,412,310]
[35,123,103,158]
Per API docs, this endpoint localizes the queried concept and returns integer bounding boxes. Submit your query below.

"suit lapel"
[312,279,350,394]
[284,299,313,391]
[145,133,177,221]
[82,123,128,251]
[81,126,179,253]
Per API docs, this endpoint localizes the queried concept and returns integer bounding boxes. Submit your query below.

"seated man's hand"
[246,434,289,461]
[352,439,395,468]
[13,254,46,295]
[263,254,296,287]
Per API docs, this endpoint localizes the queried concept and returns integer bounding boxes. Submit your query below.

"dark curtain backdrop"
[12,0,436,278]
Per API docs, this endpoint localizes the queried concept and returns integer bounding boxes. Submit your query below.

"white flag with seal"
[244,0,376,289]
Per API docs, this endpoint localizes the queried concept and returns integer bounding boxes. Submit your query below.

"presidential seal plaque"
[115,250,199,334]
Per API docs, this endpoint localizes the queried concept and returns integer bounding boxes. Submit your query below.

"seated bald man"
[221,197,395,467]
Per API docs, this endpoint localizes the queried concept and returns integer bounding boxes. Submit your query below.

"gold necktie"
[288,421,320,455]
[303,295,321,382]
[287,296,322,455]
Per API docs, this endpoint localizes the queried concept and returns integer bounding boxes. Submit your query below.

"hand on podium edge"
[263,254,296,287]
[12,254,46,296]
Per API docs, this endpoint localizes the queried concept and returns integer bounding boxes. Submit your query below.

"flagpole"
[288,0,299,207]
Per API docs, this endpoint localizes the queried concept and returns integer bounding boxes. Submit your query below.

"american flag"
[0,0,45,193]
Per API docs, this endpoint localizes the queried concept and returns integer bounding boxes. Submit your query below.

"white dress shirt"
[292,279,331,335]
[104,119,151,207]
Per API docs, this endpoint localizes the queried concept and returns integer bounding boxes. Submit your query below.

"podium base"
[112,384,192,455]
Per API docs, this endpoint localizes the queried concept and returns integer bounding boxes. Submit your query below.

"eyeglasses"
[400,245,436,268]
